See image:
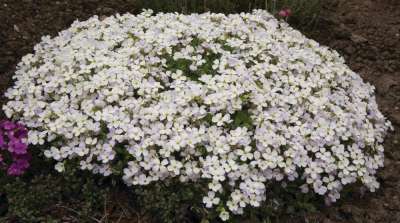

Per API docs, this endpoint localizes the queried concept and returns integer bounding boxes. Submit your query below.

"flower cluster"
[0,120,30,176]
[3,10,391,220]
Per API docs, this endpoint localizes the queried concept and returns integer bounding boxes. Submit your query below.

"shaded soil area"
[0,0,399,222]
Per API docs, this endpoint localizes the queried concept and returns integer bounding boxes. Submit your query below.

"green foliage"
[0,175,62,222]
[232,110,253,129]
[130,179,210,223]
[0,147,324,223]
[0,164,110,223]
[163,37,221,82]
[0,164,324,223]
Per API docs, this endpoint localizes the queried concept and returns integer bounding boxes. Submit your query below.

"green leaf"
[201,113,213,124]
[233,110,253,128]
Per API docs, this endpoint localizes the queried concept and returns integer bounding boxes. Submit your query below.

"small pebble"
[13,25,20,32]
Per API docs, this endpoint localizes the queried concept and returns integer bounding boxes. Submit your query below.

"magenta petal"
[0,132,4,148]
[6,130,15,139]
[7,158,30,176]
[0,121,16,131]
[16,158,30,168]
[15,123,25,129]
[7,164,23,176]
[0,120,30,176]
[278,10,287,17]
[14,153,31,164]
[8,138,28,154]
[14,127,28,138]
[17,144,28,154]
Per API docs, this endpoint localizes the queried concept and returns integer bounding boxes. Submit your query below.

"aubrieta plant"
[2,10,392,221]
[0,120,30,176]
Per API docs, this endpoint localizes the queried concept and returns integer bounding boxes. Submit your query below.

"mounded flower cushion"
[3,10,391,220]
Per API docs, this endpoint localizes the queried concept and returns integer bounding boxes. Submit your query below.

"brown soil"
[0,0,399,222]
[305,1,400,222]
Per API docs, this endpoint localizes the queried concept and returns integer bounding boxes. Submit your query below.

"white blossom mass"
[3,10,392,220]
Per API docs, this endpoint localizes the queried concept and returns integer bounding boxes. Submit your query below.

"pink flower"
[0,131,4,148]
[278,10,287,17]
[278,8,292,18]
[0,120,31,176]
[14,126,28,138]
[0,120,16,131]
[8,139,28,155]
[7,163,24,176]
[7,155,30,176]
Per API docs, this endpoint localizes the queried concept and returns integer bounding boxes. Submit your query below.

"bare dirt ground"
[306,1,400,222]
[0,0,399,222]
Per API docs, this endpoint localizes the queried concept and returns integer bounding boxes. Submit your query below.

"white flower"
[209,180,222,192]
[211,113,231,126]
[203,191,220,208]
[55,162,65,172]
[219,210,230,221]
